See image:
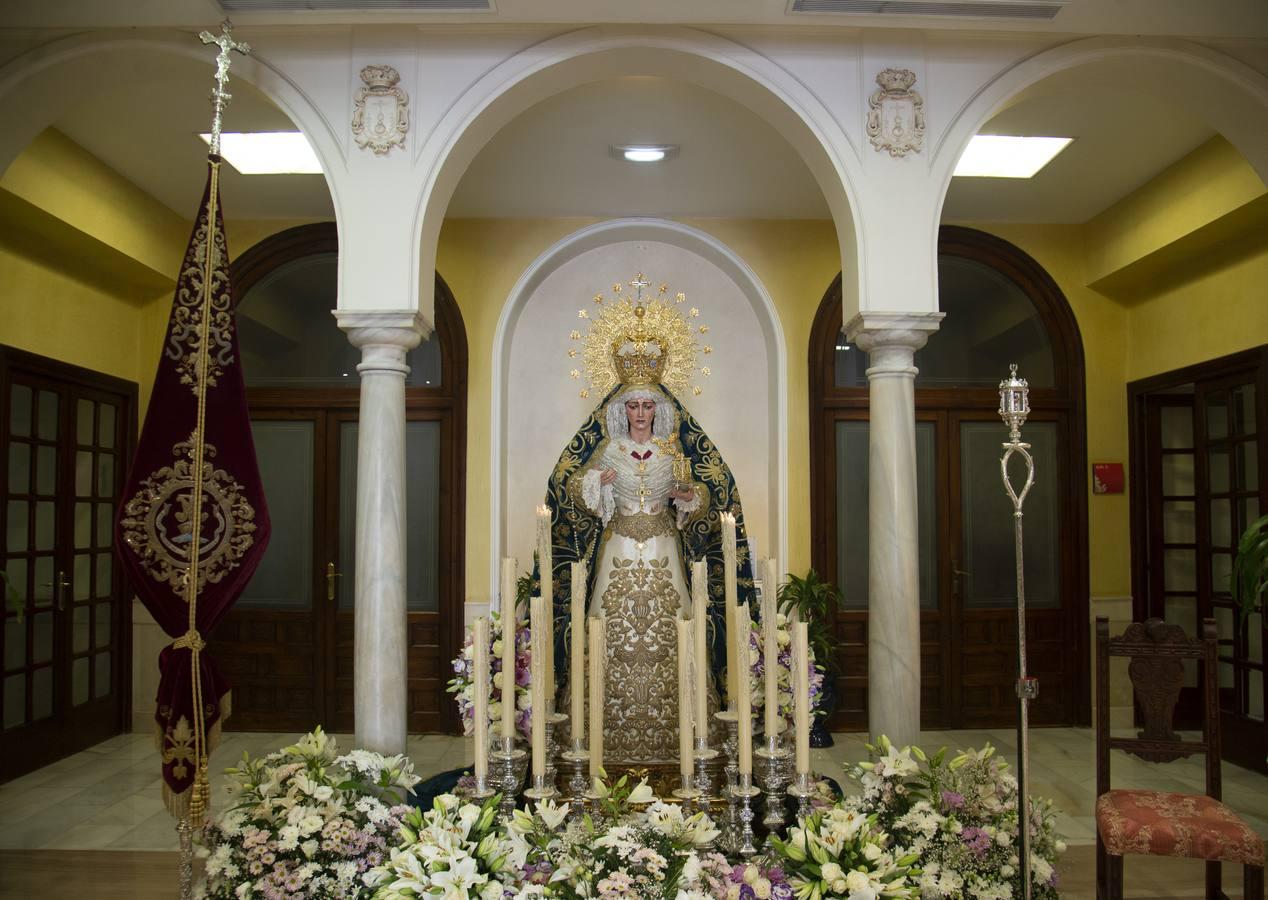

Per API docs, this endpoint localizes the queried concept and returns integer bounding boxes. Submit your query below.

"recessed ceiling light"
[610,144,680,163]
[953,135,1073,178]
[199,132,323,175]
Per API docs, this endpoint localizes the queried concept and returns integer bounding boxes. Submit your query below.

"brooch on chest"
[622,445,652,475]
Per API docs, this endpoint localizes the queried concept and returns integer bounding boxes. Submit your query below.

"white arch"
[932,36,1268,249]
[489,217,789,597]
[0,31,345,246]
[411,26,864,324]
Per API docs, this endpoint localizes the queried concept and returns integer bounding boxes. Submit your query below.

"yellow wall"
[435,217,841,603]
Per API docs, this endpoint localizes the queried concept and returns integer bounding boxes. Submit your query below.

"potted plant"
[777,568,843,747]
[1232,513,1268,619]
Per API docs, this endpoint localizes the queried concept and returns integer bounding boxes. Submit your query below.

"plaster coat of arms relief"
[867,68,925,158]
[352,64,410,155]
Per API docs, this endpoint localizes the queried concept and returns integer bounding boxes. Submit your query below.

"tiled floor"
[0,727,1264,853]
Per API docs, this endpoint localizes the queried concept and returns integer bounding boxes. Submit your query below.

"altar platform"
[0,727,1264,898]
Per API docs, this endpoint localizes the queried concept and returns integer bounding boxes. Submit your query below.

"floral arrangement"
[748,614,825,733]
[773,806,919,899]
[845,737,1066,899]
[364,793,517,899]
[695,859,796,900]
[196,727,421,899]
[506,774,721,898]
[449,609,533,741]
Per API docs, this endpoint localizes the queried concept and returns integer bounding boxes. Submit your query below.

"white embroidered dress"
[575,437,703,763]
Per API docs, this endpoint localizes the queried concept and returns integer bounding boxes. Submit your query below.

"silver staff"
[999,363,1037,900]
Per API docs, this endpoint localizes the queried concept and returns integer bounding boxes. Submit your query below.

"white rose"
[754,877,772,899]
[844,870,877,900]
[820,862,845,884]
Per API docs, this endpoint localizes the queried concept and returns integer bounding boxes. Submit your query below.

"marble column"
[845,311,942,749]
[334,310,427,756]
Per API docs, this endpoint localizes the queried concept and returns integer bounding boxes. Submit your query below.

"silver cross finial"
[629,273,650,301]
[199,19,251,158]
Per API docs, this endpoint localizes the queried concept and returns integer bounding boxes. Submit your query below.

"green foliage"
[1231,513,1268,619]
[777,568,843,674]
[517,555,536,610]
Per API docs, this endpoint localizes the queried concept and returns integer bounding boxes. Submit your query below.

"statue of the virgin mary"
[534,279,757,765]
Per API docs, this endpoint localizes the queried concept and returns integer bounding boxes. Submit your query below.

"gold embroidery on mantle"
[601,555,680,763]
[119,434,257,596]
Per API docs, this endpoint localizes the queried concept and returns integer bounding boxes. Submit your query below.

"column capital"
[845,311,944,378]
[844,311,944,351]
[334,309,429,377]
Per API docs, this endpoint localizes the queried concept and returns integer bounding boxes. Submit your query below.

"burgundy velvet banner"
[115,158,270,804]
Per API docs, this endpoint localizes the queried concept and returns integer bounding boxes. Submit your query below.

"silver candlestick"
[731,772,762,858]
[560,739,590,809]
[492,734,526,821]
[786,770,816,822]
[672,773,702,816]
[693,737,718,819]
[1000,363,1037,900]
[545,712,568,789]
[755,732,792,846]
[524,772,559,804]
[468,772,496,803]
[715,710,741,854]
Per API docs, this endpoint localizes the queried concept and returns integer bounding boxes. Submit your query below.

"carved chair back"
[1094,616,1221,803]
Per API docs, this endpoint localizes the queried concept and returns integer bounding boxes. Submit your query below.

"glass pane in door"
[238,421,315,609]
[834,421,937,610]
[337,421,442,611]
[960,421,1060,608]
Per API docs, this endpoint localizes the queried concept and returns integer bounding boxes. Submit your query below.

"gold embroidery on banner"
[610,510,674,542]
[163,716,196,780]
[120,434,256,597]
[600,555,680,763]
[166,204,234,394]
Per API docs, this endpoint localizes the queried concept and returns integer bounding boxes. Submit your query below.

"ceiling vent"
[790,0,1068,20]
[218,0,492,11]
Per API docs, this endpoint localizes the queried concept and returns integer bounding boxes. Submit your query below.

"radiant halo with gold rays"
[568,274,713,400]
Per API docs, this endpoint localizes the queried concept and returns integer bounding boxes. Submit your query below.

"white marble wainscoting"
[0,728,1263,854]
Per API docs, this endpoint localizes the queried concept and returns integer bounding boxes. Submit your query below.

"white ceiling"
[41,45,1227,227]
[3,0,1267,38]
[447,77,829,219]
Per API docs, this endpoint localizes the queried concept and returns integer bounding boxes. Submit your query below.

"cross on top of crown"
[629,273,650,300]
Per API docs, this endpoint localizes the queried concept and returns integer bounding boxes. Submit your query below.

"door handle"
[951,560,970,596]
[40,570,70,611]
[326,562,342,602]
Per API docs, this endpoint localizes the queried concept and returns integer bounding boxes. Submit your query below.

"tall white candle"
[677,616,694,779]
[736,602,753,776]
[793,621,811,776]
[589,616,605,787]
[530,595,547,778]
[570,561,587,746]
[500,557,517,740]
[762,557,781,739]
[691,559,709,743]
[473,617,490,782]
[536,505,554,708]
[721,512,738,710]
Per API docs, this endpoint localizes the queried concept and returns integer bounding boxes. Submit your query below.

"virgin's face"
[625,398,656,434]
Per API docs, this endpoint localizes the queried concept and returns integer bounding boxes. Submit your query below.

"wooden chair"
[1095,616,1264,900]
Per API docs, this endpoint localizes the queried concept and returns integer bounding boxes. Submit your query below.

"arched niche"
[493,218,787,596]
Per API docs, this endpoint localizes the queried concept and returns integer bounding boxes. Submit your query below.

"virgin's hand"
[669,487,694,502]
[600,468,618,486]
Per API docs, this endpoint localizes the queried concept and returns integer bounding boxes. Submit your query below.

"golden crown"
[568,274,712,399]
[611,307,664,386]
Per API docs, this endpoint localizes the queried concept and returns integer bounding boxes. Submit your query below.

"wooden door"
[1130,351,1267,773]
[947,410,1075,727]
[209,405,459,734]
[0,347,135,781]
